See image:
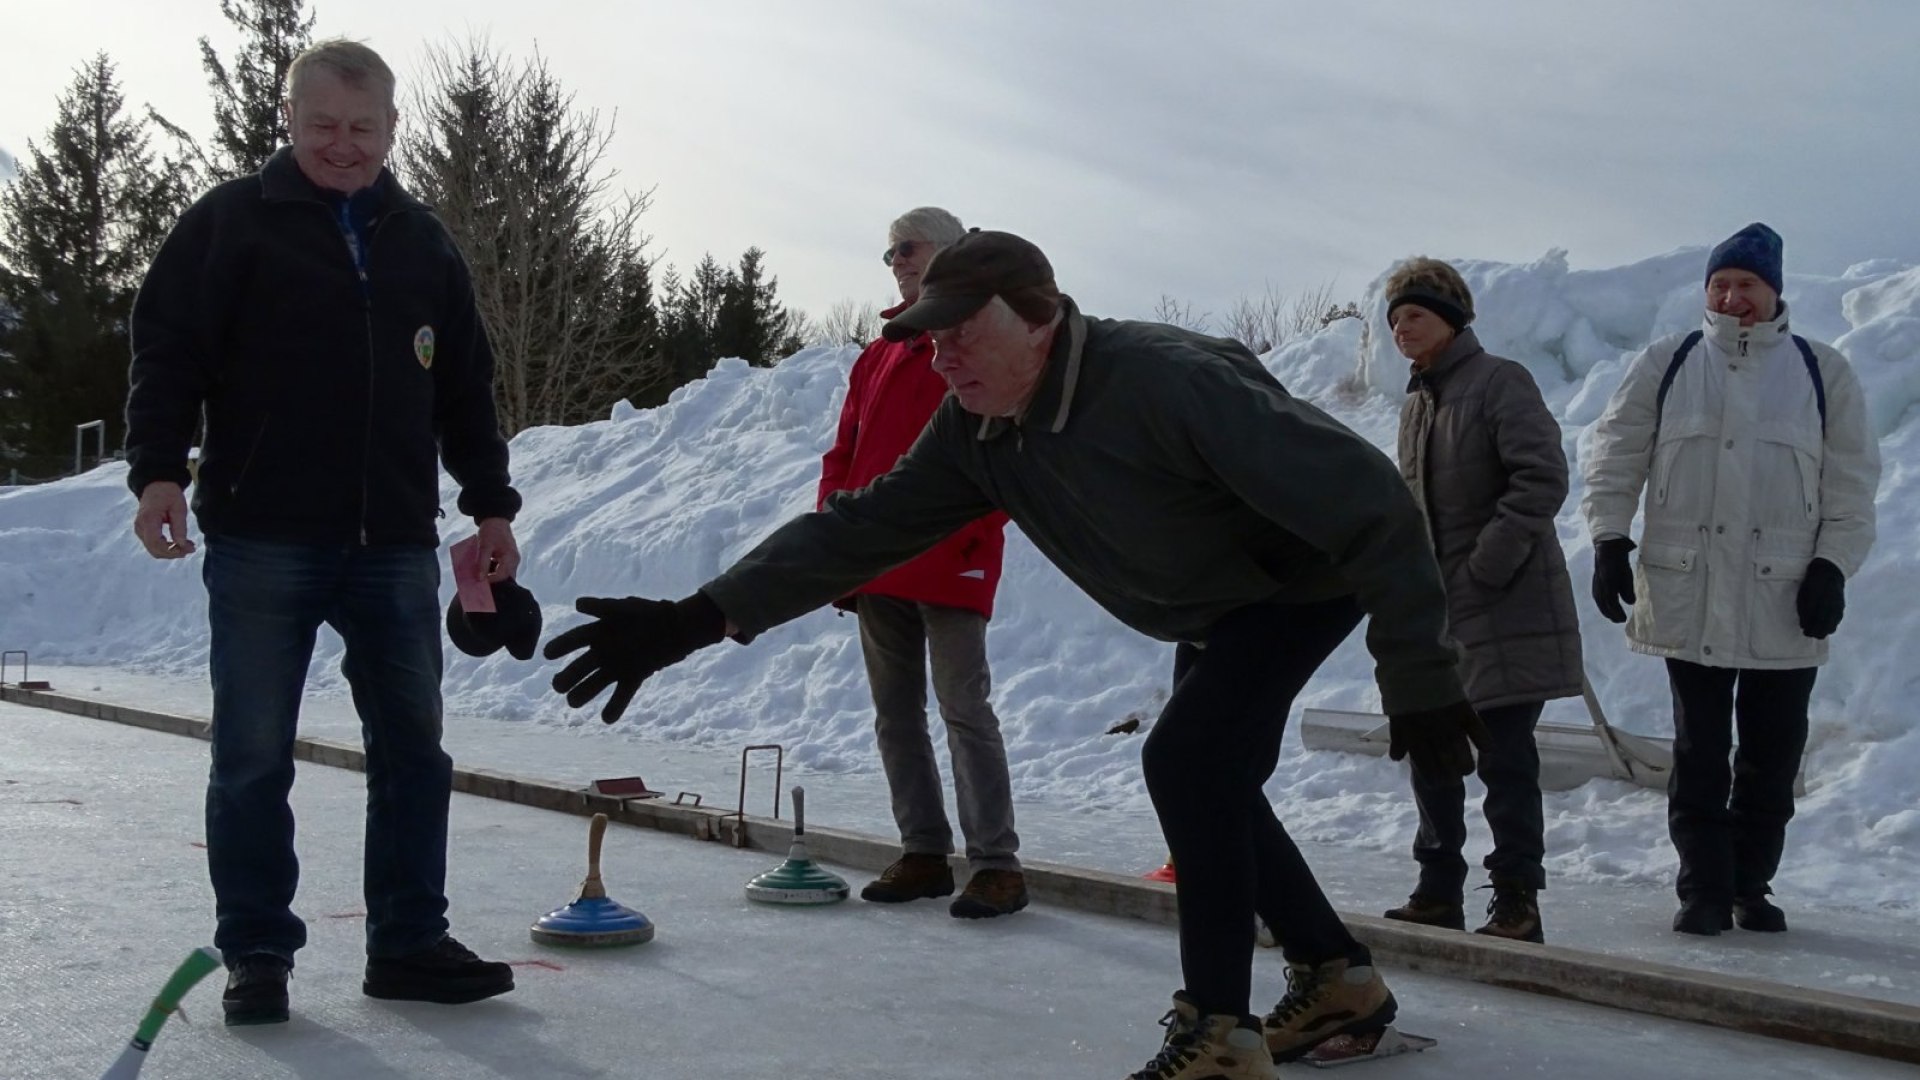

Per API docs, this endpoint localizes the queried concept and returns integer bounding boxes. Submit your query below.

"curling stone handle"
[792,786,806,836]
[582,812,609,899]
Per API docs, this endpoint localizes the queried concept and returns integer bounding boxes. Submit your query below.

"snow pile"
[2,246,1917,911]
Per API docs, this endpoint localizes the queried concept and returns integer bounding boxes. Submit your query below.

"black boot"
[223,954,291,1026]
[364,935,513,1004]
[1672,898,1734,936]
[1733,894,1788,932]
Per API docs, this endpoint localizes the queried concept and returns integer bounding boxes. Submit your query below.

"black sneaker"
[1733,894,1788,932]
[223,954,291,1026]
[364,935,514,1004]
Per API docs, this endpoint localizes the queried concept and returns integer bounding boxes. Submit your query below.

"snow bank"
[3,246,1916,910]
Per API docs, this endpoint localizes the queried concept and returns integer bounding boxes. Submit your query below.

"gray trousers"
[857,595,1020,870]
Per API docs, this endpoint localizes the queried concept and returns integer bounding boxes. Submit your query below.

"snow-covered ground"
[3,702,1910,1080]
[1,247,1916,932]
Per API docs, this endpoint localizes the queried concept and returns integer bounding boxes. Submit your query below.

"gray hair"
[287,38,397,111]
[888,206,966,246]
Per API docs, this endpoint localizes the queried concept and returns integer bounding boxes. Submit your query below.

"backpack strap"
[1655,329,1828,436]
[1792,334,1828,435]
[1654,330,1703,430]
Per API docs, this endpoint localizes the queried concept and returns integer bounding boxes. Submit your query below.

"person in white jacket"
[1582,223,1880,937]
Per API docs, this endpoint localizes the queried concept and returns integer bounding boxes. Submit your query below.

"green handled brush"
[100,946,221,1079]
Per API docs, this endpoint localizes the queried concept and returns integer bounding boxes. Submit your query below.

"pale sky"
[4,0,1917,323]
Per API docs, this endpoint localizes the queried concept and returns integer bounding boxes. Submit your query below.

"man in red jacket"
[818,207,1024,918]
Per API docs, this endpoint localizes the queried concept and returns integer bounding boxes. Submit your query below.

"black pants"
[1407,700,1546,896]
[1665,659,1816,903]
[1143,597,1368,1020]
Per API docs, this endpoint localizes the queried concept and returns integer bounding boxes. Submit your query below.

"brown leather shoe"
[859,853,955,903]
[1381,893,1464,930]
[949,868,1029,919]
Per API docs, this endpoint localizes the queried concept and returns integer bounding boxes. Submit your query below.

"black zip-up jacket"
[125,147,519,546]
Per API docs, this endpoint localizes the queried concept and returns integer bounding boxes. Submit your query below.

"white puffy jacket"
[1582,306,1880,669]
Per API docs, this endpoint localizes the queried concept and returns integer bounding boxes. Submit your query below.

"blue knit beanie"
[1705,222,1784,295]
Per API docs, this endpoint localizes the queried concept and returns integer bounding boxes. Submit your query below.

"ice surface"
[2,702,1911,1080]
[27,664,1920,1014]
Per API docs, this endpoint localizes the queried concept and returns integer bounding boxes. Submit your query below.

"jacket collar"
[258,146,429,215]
[1704,300,1791,352]
[977,296,1085,441]
[1406,327,1483,393]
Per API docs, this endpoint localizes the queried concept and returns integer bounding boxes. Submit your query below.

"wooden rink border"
[5,685,1917,1065]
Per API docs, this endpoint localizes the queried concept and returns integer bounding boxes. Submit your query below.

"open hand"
[543,592,727,723]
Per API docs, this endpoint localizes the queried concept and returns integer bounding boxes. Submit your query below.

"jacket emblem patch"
[413,325,436,369]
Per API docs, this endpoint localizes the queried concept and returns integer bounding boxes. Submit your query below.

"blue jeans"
[202,535,452,966]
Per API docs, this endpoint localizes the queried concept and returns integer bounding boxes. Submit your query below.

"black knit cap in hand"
[447,579,544,661]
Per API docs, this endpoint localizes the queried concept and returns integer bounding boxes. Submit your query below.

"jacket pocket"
[1756,430,1820,524]
[1629,540,1698,650]
[228,414,273,504]
[1747,554,1819,661]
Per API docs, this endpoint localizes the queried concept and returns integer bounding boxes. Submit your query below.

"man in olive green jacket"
[544,230,1486,1078]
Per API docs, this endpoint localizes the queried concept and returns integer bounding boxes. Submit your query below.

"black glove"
[1388,700,1490,778]
[543,592,728,724]
[1796,557,1846,639]
[1591,537,1636,624]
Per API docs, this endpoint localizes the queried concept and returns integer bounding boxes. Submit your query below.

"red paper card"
[450,535,496,614]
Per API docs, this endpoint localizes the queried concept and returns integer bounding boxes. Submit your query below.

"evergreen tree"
[714,247,802,367]
[398,40,659,431]
[199,0,315,180]
[636,248,805,405]
[0,54,186,477]
[649,254,729,398]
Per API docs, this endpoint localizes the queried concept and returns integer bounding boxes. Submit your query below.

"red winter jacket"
[817,315,1007,616]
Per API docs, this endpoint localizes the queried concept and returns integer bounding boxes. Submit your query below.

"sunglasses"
[882,240,927,267]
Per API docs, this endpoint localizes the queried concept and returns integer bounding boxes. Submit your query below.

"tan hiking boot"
[1475,883,1544,943]
[1382,892,1465,930]
[859,853,954,903]
[1262,958,1397,1062]
[1127,992,1275,1080]
[949,868,1029,919]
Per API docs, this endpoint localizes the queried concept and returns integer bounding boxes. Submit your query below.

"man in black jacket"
[125,39,520,1025]
[543,230,1488,1077]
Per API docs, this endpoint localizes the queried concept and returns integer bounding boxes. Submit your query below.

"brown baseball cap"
[880,229,1060,342]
